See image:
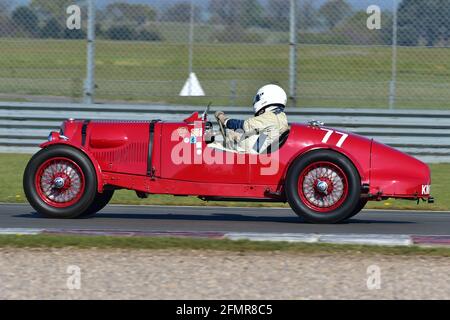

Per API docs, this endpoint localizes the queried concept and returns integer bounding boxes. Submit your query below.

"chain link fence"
[0,0,450,109]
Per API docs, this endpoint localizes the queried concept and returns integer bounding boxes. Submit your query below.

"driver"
[215,84,289,154]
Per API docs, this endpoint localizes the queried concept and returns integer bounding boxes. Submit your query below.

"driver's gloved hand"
[215,111,228,125]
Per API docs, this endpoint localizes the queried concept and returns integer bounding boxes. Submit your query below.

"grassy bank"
[2,39,450,108]
[2,153,448,211]
[0,234,450,256]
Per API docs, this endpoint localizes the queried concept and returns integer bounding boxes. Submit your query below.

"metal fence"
[1,101,449,163]
[1,0,450,109]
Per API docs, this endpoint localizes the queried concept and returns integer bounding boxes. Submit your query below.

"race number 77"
[320,128,348,147]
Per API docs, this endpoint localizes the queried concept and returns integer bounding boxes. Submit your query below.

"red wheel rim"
[298,161,348,213]
[34,157,85,208]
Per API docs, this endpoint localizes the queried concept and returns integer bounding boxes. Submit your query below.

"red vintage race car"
[23,108,433,224]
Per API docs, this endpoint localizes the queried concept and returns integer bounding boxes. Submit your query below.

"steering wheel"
[215,113,227,147]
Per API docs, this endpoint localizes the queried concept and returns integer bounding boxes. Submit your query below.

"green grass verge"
[0,234,450,257]
[2,153,448,211]
[2,39,450,108]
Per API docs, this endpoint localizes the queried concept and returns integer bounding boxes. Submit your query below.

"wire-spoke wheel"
[298,161,349,213]
[35,157,85,208]
[24,145,97,219]
[285,150,361,224]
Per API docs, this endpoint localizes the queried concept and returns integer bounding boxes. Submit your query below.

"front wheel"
[285,150,361,224]
[79,189,115,218]
[345,198,368,220]
[23,145,98,219]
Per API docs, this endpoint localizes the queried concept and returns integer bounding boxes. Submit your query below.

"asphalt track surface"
[0,203,450,235]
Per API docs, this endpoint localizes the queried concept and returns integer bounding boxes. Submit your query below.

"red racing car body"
[23,111,433,223]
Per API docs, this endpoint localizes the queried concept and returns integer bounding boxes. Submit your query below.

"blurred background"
[0,0,449,109]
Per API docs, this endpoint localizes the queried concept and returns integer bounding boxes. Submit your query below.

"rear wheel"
[79,189,115,218]
[23,145,97,219]
[285,150,361,224]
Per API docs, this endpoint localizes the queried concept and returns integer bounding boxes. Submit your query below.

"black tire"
[345,198,368,220]
[79,189,115,218]
[285,150,361,224]
[23,145,97,219]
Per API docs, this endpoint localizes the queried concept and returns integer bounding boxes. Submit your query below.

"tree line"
[0,0,448,46]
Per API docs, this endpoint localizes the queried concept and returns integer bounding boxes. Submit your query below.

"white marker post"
[180,72,205,96]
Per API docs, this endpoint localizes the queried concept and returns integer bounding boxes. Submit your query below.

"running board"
[199,196,285,203]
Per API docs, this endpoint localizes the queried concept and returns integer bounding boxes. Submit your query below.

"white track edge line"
[0,228,414,246]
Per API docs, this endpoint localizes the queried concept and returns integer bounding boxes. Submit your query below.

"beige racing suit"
[224,106,289,154]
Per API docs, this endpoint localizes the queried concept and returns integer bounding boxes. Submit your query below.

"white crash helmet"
[252,84,287,115]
